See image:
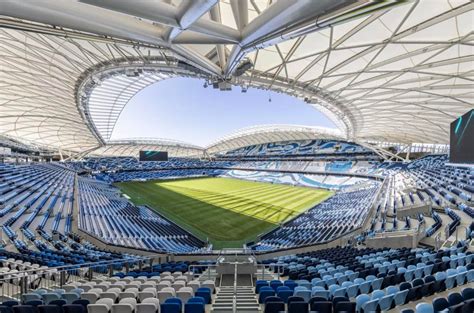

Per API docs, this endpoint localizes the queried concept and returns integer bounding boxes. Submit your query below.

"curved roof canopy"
[89,138,204,158]
[0,0,472,154]
[206,125,344,154]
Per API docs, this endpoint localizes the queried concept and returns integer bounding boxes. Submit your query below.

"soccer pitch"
[115,177,333,249]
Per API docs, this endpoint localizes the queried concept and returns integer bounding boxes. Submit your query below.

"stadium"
[0,0,473,313]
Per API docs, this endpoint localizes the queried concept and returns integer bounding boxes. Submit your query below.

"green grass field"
[115,177,333,249]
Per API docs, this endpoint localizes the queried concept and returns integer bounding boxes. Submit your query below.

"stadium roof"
[0,0,472,155]
[206,125,344,154]
[88,138,205,158]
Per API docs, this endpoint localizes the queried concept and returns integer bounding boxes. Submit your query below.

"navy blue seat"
[195,288,211,304]
[0,306,12,313]
[258,290,275,304]
[160,303,180,313]
[462,287,474,301]
[334,301,355,313]
[12,306,36,313]
[2,302,19,308]
[288,301,308,313]
[70,300,88,311]
[448,292,464,306]
[264,301,285,313]
[38,305,61,313]
[47,301,65,308]
[310,301,332,313]
[24,302,42,308]
[61,305,84,313]
[184,303,204,313]
[433,297,449,312]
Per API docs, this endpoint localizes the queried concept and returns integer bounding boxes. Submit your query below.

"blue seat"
[21,294,41,304]
[62,305,84,313]
[2,302,19,308]
[71,300,89,310]
[462,287,474,301]
[187,297,205,305]
[264,301,285,313]
[12,306,36,313]
[270,280,283,291]
[334,301,356,313]
[195,288,211,304]
[259,290,275,304]
[61,293,79,304]
[362,298,379,313]
[24,301,42,308]
[415,302,433,313]
[393,289,409,306]
[38,305,62,313]
[432,297,449,312]
[378,294,394,311]
[288,301,308,313]
[284,280,297,290]
[160,303,181,313]
[256,280,269,293]
[294,289,311,303]
[467,269,474,282]
[312,290,330,300]
[355,294,370,312]
[310,301,332,313]
[164,298,182,312]
[0,307,11,313]
[448,292,464,306]
[184,303,204,313]
[276,290,293,303]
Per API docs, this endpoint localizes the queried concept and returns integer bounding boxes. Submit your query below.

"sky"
[111,77,337,146]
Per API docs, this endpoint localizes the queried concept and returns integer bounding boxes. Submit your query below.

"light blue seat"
[435,271,446,281]
[328,284,340,296]
[371,290,385,300]
[294,286,309,292]
[362,298,380,313]
[294,289,311,303]
[415,302,434,313]
[356,294,370,313]
[313,280,326,288]
[456,272,467,286]
[365,275,376,282]
[404,269,415,281]
[323,275,337,287]
[313,290,330,300]
[354,278,364,285]
[333,287,346,298]
[467,269,474,282]
[385,286,398,295]
[311,278,322,286]
[42,293,61,304]
[378,294,394,311]
[445,269,458,289]
[311,286,325,295]
[414,265,424,279]
[371,278,383,290]
[22,293,42,303]
[296,280,311,290]
[359,281,371,294]
[61,293,80,304]
[393,290,408,306]
[346,284,359,298]
[423,264,434,276]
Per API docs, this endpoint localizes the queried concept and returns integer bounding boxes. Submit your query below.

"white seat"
[81,292,99,304]
[176,288,193,303]
[172,272,182,278]
[171,281,185,292]
[187,281,200,293]
[87,304,109,313]
[175,276,188,283]
[140,283,156,291]
[156,281,171,291]
[138,290,156,302]
[136,303,159,313]
[157,289,175,303]
[202,280,215,293]
[119,298,137,310]
[111,304,133,313]
[99,292,118,302]
[97,298,114,309]
[161,276,174,283]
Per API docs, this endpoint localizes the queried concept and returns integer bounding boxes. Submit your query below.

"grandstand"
[0,1,473,313]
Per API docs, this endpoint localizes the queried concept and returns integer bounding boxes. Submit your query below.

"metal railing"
[0,255,154,301]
